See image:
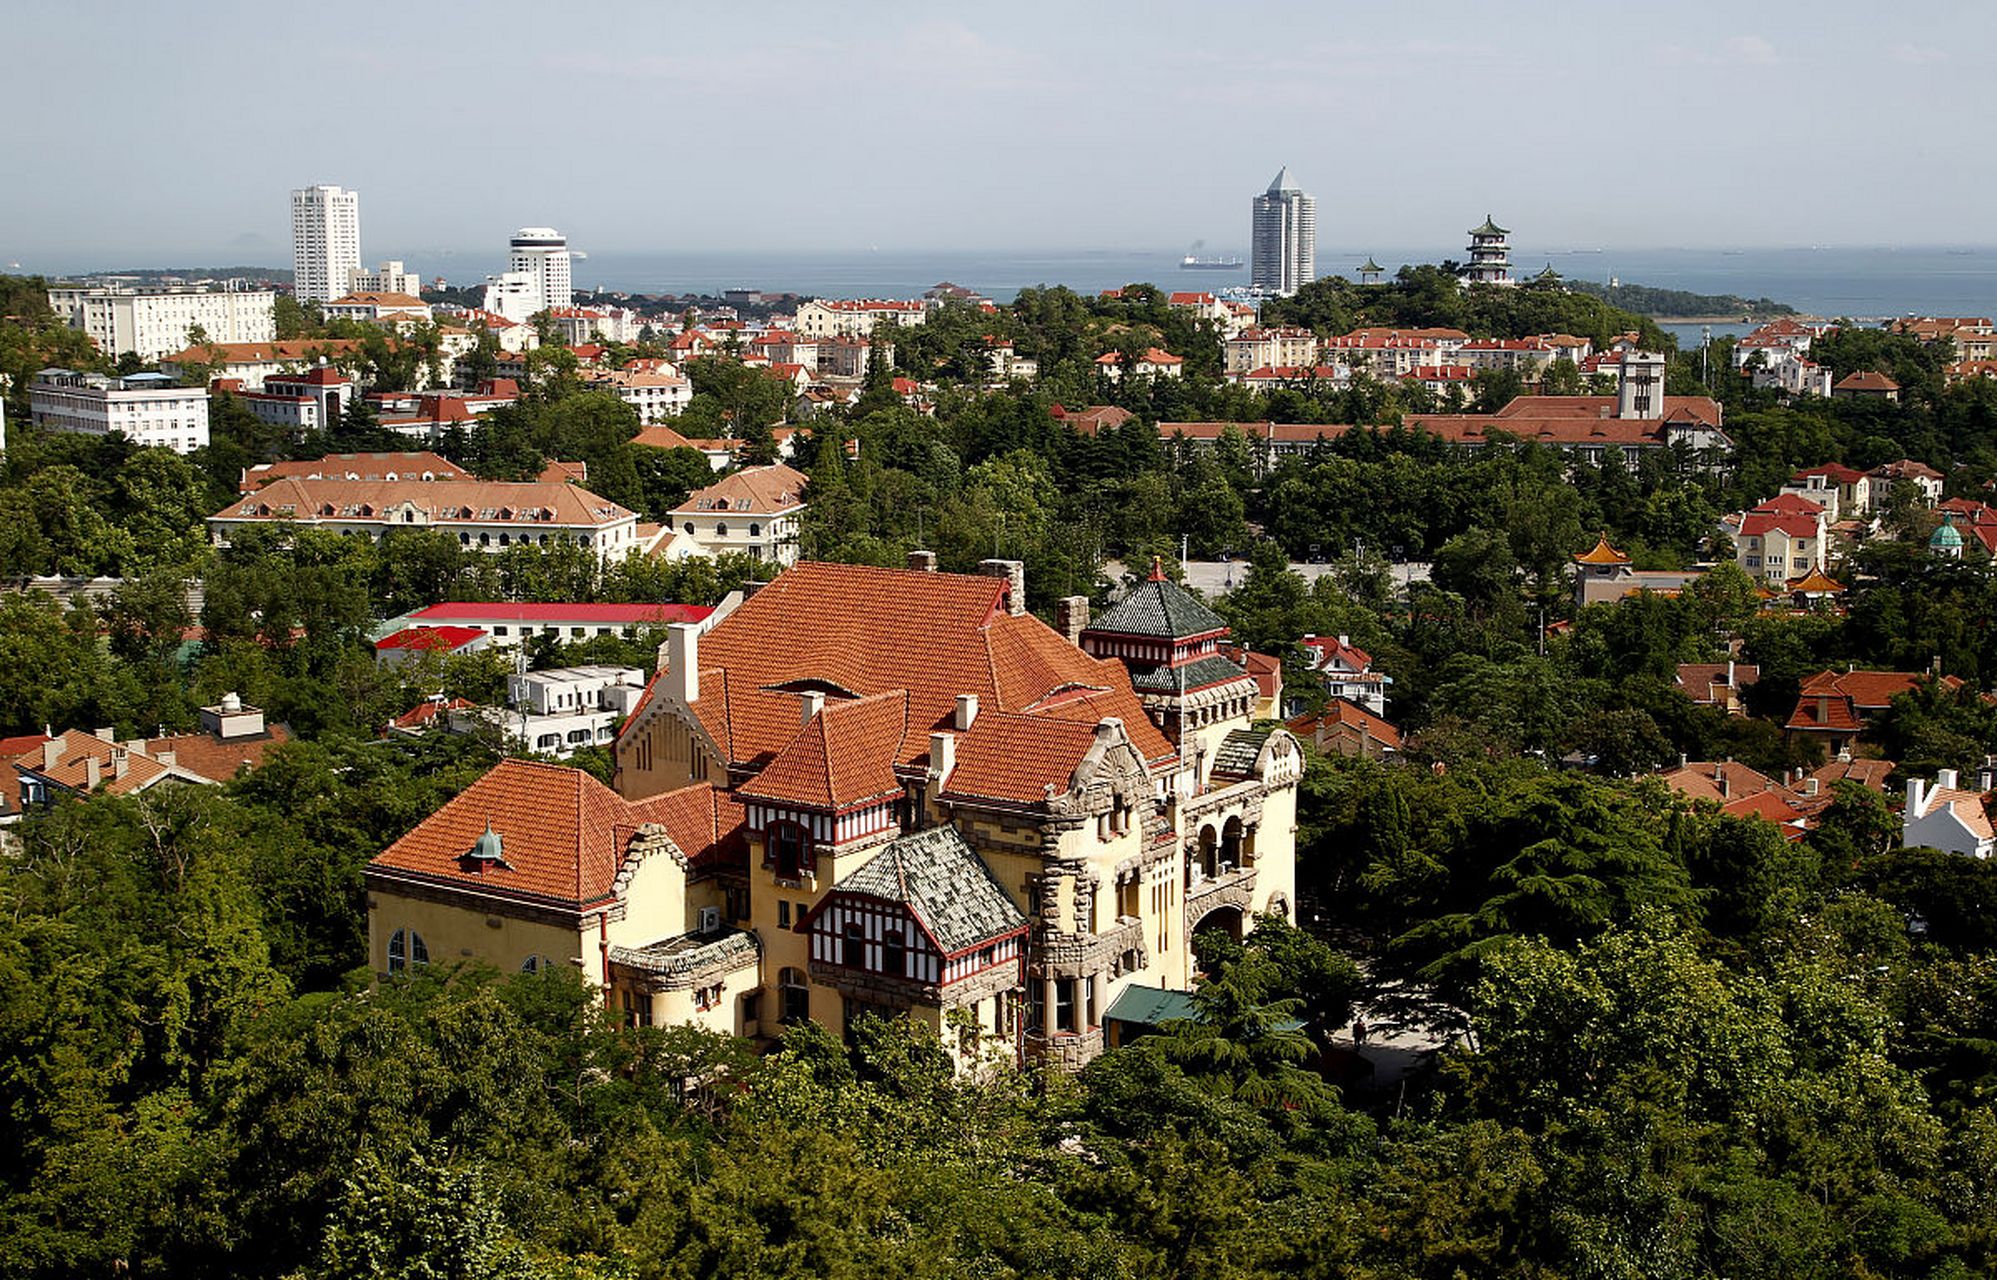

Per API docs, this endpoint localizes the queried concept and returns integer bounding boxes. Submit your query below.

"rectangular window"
[1055,978,1076,1033]
[778,900,791,928]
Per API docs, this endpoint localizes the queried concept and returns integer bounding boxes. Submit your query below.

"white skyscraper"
[1250,168,1315,296]
[291,185,362,304]
[509,227,572,312]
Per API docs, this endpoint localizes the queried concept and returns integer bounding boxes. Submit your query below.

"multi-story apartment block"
[28,368,210,454]
[208,477,640,562]
[366,558,1298,1068]
[292,184,363,304]
[1225,327,1320,377]
[793,299,928,339]
[1251,168,1315,296]
[350,260,421,297]
[47,284,276,361]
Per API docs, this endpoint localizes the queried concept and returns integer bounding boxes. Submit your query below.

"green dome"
[1931,523,1964,549]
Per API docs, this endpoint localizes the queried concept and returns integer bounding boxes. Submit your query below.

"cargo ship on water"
[1180,240,1243,271]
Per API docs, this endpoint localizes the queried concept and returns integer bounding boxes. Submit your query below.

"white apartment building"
[455,665,648,759]
[1251,168,1315,296]
[586,368,691,422]
[514,227,574,311]
[292,185,363,304]
[322,292,433,323]
[29,369,211,454]
[481,272,543,324]
[351,260,421,296]
[209,477,642,564]
[793,299,928,339]
[47,285,276,361]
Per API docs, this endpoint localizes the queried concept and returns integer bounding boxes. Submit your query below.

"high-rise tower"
[1250,168,1315,296]
[509,227,573,313]
[291,185,362,304]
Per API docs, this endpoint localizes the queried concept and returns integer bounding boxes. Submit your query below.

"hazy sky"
[5,0,1990,270]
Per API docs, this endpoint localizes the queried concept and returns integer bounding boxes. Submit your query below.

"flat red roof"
[407,602,715,625]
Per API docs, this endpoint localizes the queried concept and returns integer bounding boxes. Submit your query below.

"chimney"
[84,756,100,789]
[1907,776,1927,815]
[1678,753,1688,770]
[979,558,1026,616]
[929,730,956,787]
[1338,635,1350,649]
[955,693,978,730]
[1803,777,1819,796]
[156,750,176,767]
[667,623,700,704]
[113,749,129,780]
[907,549,938,573]
[800,690,825,724]
[42,739,64,770]
[742,579,768,599]
[94,727,115,742]
[1056,595,1090,645]
[1094,716,1123,747]
[1938,768,1959,792]
[1726,658,1736,688]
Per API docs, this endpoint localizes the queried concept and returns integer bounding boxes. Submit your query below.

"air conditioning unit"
[698,906,721,934]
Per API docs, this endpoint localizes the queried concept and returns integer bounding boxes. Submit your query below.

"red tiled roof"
[1288,700,1402,752]
[240,452,463,492]
[374,625,487,653]
[1835,370,1900,391]
[161,339,363,366]
[942,710,1101,804]
[212,477,634,528]
[1793,463,1866,484]
[735,692,914,811]
[390,697,474,731]
[1739,512,1821,539]
[666,562,1174,775]
[1660,760,1776,805]
[369,759,742,908]
[148,724,291,783]
[1787,670,1962,733]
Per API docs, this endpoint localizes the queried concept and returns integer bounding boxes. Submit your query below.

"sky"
[4,0,1991,273]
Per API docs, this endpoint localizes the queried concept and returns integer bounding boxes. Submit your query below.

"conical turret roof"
[1089,558,1231,639]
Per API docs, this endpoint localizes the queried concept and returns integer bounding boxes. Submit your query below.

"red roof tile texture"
[369,759,741,908]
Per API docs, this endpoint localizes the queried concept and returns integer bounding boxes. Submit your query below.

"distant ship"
[1180,240,1243,271]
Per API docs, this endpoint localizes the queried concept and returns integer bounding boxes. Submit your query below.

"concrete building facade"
[292,184,363,303]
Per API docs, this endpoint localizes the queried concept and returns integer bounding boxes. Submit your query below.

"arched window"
[767,819,808,879]
[521,954,553,973]
[779,966,810,1024]
[715,522,729,537]
[749,523,761,538]
[842,922,866,968]
[683,521,695,535]
[388,928,428,973]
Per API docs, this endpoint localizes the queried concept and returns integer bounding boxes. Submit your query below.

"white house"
[453,665,648,759]
[664,464,808,566]
[1904,770,1995,859]
[29,369,210,454]
[793,299,927,339]
[1299,634,1390,716]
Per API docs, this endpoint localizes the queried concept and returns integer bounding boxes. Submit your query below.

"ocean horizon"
[28,244,1997,324]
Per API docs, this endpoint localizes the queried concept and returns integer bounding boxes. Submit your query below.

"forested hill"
[1567,278,1796,319]
[1260,265,1672,348]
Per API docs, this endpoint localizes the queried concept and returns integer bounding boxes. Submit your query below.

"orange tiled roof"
[13,729,177,796]
[239,451,462,493]
[664,562,1175,775]
[1660,760,1777,806]
[1786,567,1845,593]
[1287,700,1402,752]
[942,710,1102,804]
[736,692,914,811]
[147,724,291,782]
[369,759,742,908]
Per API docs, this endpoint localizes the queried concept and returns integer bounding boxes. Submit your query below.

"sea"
[42,243,1997,337]
[440,244,1997,329]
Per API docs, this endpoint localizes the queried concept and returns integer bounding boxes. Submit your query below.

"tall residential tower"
[1250,168,1315,296]
[291,185,362,304]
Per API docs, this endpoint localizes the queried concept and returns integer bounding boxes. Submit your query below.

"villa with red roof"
[1786,669,1962,755]
[365,555,1302,1068]
[1095,347,1184,381]
[1730,493,1829,585]
[1903,769,1996,859]
[1298,634,1390,716]
[388,601,720,652]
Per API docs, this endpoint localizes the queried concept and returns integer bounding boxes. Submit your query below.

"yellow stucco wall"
[367,887,592,981]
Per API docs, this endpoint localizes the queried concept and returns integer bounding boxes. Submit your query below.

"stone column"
[1090,971,1107,1029]
[1042,976,1058,1035]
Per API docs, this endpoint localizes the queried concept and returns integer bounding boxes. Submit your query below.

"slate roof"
[1209,727,1274,780]
[1130,653,1253,695]
[1089,570,1229,640]
[829,825,1026,955]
